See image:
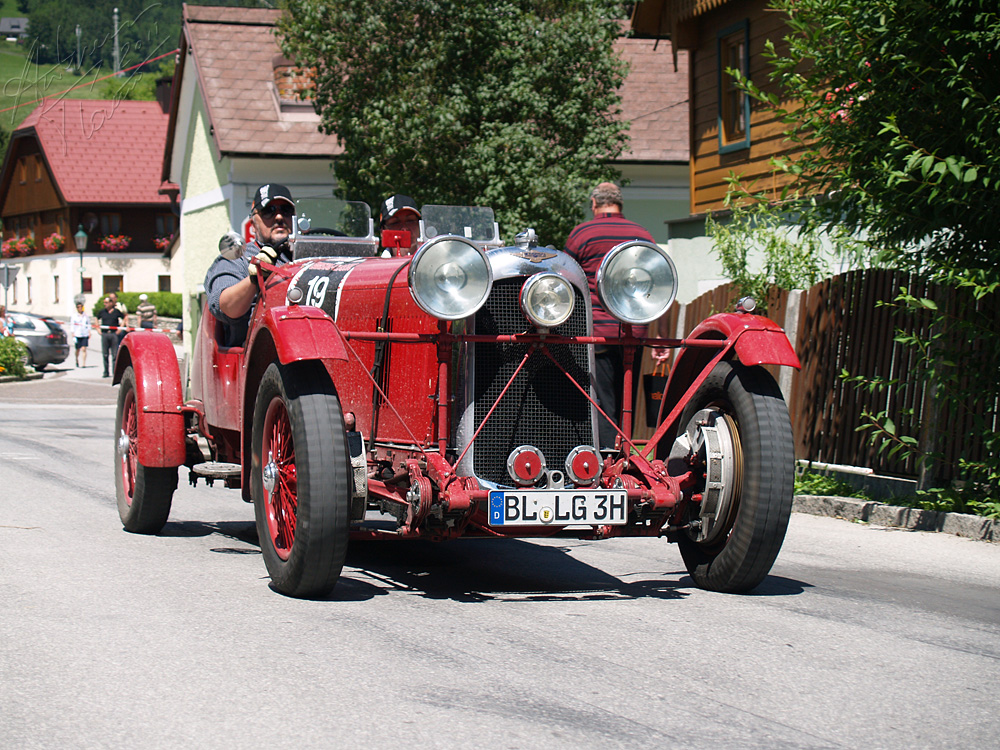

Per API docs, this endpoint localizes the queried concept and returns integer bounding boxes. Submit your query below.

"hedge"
[92,292,182,318]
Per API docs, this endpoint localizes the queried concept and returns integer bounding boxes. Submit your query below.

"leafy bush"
[91,292,182,319]
[794,470,867,499]
[795,470,1000,519]
[706,192,859,311]
[903,485,1000,520]
[0,336,28,378]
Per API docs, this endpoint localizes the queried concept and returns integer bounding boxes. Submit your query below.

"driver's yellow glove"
[249,245,279,287]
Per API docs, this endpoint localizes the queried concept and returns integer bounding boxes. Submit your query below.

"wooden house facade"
[633,0,800,223]
[0,98,178,256]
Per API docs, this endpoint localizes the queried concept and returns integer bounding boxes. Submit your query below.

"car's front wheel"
[115,365,177,533]
[673,360,794,593]
[251,361,351,599]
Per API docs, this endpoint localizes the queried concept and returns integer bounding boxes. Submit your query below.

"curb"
[0,371,45,384]
[793,495,999,543]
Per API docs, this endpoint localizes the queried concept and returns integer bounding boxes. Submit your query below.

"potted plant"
[99,234,132,252]
[1,236,35,257]
[43,232,66,252]
[152,234,174,252]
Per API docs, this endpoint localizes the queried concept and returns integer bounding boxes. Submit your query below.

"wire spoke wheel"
[672,361,794,593]
[114,366,177,534]
[262,397,298,561]
[252,361,350,599]
[121,387,139,503]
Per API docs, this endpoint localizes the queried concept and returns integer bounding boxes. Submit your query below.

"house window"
[34,157,43,182]
[103,275,123,295]
[718,20,751,153]
[155,213,177,237]
[26,276,32,304]
[17,159,26,185]
[99,213,121,236]
[53,275,59,303]
[83,277,93,294]
[158,275,171,293]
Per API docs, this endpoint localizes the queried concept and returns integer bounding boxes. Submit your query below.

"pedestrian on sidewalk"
[69,301,91,367]
[109,292,128,343]
[96,296,123,378]
[136,294,157,330]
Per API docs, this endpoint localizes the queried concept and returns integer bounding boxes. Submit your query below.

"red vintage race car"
[112,200,800,598]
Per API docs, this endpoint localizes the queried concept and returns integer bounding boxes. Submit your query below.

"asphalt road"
[2,364,999,749]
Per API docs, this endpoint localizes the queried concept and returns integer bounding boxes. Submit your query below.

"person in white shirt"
[69,301,92,367]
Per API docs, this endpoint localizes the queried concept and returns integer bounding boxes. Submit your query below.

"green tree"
[742,0,1000,493]
[747,0,1000,275]
[277,0,631,246]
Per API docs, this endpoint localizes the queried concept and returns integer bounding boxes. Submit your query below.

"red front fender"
[653,312,799,442]
[113,331,186,467]
[258,305,349,364]
[688,312,800,369]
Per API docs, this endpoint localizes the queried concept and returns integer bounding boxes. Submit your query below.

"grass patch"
[0,39,162,131]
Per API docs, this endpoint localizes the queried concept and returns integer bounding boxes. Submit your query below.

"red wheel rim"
[262,396,297,561]
[121,388,138,505]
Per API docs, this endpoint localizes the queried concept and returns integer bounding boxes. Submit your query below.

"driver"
[379,194,421,256]
[204,184,296,346]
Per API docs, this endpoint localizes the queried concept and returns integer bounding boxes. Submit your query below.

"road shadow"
[161,519,259,552]
[157,519,811,603]
[332,537,691,603]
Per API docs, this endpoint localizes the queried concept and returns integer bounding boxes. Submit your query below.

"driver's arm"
[219,276,257,320]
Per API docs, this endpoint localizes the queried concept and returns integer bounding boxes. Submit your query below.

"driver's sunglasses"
[256,202,294,221]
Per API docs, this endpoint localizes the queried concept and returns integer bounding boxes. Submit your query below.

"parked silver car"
[8,312,70,370]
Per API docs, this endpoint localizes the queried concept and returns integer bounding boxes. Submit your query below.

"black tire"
[115,366,177,533]
[251,361,351,598]
[674,360,794,593]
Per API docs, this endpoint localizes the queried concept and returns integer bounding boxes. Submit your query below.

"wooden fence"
[635,268,999,483]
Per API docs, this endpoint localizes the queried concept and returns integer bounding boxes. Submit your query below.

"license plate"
[488,490,628,526]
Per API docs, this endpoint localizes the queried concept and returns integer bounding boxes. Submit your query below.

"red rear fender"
[113,331,186,467]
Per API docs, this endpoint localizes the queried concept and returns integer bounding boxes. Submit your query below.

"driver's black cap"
[251,184,295,214]
[379,194,420,227]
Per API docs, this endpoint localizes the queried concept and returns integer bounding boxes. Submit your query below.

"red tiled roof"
[617,37,689,162]
[183,6,340,159]
[18,98,174,205]
[180,5,688,163]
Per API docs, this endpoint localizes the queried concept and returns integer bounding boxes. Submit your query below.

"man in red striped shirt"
[565,182,656,449]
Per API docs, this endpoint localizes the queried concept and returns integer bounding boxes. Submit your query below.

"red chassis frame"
[115,299,799,543]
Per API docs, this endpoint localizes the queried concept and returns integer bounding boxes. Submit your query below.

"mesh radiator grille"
[471,278,593,486]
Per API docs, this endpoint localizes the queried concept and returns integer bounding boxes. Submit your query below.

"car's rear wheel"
[672,360,794,593]
[115,366,177,533]
[251,361,351,599]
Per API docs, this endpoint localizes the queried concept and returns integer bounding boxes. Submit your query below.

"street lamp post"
[74,224,88,295]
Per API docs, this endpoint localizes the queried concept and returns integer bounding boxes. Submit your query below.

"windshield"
[292,198,378,259]
[419,205,502,248]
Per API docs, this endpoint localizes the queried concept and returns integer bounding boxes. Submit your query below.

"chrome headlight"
[520,273,575,329]
[408,236,493,320]
[596,240,678,324]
